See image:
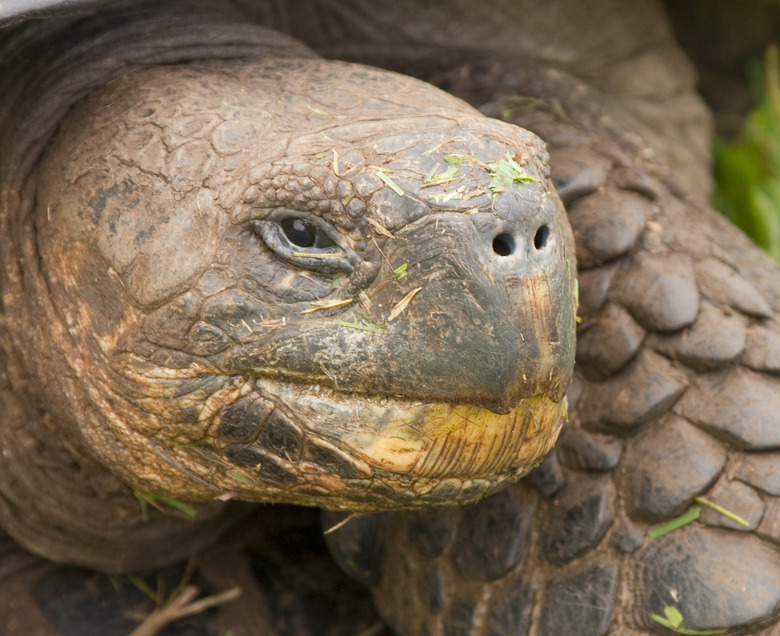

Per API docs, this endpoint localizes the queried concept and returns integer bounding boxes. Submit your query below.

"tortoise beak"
[205,194,577,505]
[340,204,577,412]
[214,195,576,413]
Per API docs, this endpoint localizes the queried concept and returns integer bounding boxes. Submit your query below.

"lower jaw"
[232,376,566,510]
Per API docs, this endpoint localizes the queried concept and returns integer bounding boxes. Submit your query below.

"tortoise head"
[34,58,576,510]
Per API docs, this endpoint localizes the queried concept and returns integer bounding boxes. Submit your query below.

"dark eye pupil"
[282,218,316,248]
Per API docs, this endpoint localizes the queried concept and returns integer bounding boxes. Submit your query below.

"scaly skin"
[0,2,574,571]
[0,2,778,635]
[325,60,780,636]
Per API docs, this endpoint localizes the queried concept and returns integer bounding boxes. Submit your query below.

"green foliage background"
[713,46,780,262]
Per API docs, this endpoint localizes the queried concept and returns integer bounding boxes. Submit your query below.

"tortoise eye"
[281,218,335,250]
[250,214,353,274]
[282,218,315,247]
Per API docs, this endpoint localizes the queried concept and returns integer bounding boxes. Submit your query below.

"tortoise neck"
[0,360,243,572]
[0,1,291,571]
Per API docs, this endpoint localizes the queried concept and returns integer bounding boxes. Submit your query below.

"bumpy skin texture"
[324,62,780,636]
[1,2,780,636]
[0,1,574,571]
[34,60,573,506]
[246,0,715,203]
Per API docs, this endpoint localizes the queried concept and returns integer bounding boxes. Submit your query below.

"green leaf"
[694,496,750,527]
[665,605,684,628]
[375,169,404,196]
[357,312,385,329]
[133,490,197,518]
[230,471,264,488]
[651,606,727,635]
[443,153,476,165]
[155,494,197,517]
[424,164,458,185]
[647,507,701,538]
[394,263,408,280]
[336,318,384,334]
[487,154,535,193]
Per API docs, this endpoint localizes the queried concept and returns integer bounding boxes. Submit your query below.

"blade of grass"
[652,605,727,635]
[647,507,701,538]
[134,490,197,518]
[375,169,404,196]
[694,496,750,527]
[335,318,384,334]
[301,298,353,314]
[387,287,422,322]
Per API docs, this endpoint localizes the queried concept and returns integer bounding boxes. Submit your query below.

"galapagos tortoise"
[0,1,779,635]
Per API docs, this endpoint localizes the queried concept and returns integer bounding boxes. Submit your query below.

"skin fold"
[1,2,779,635]
[0,4,575,570]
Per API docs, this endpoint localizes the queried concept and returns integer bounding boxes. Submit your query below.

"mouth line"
[154,371,567,511]
[245,371,523,415]
[250,374,564,479]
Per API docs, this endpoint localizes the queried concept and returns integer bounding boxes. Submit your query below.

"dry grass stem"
[128,585,241,636]
[387,287,422,322]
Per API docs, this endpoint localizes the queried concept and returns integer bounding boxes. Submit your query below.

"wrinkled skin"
[328,66,780,636]
[0,1,575,571]
[35,60,574,509]
[1,1,780,636]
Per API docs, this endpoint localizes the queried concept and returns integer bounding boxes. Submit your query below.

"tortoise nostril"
[534,225,550,250]
[492,233,515,257]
